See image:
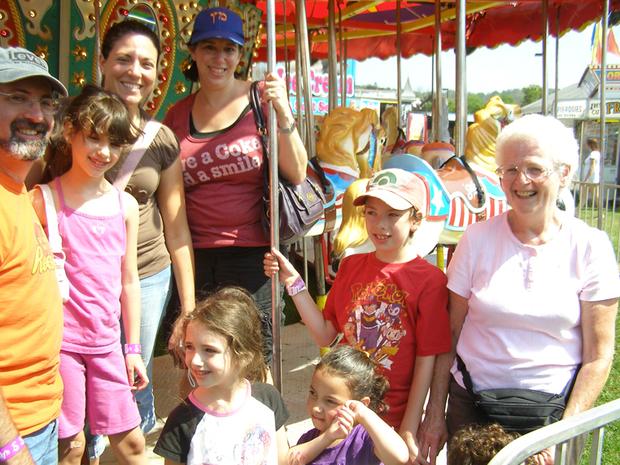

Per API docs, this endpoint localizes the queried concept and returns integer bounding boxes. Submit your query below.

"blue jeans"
[23,420,58,465]
[130,266,172,432]
[88,266,172,458]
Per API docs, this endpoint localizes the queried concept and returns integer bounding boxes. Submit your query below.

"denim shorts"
[23,420,58,465]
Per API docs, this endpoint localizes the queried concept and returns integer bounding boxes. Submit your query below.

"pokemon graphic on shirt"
[344,279,408,370]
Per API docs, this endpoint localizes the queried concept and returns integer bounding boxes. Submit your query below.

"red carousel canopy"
[251,0,620,62]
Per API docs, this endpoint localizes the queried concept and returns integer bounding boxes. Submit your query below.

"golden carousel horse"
[464,95,522,172]
[305,107,385,237]
[381,106,423,162]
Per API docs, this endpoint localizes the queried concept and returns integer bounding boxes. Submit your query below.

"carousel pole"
[294,30,310,287]
[328,0,338,111]
[94,0,102,84]
[455,0,467,157]
[433,0,445,269]
[396,0,402,124]
[339,5,347,108]
[295,1,327,306]
[265,0,282,391]
[541,0,549,115]
[598,0,609,229]
[433,0,443,142]
[58,2,71,85]
[296,0,316,159]
[553,7,560,118]
[295,28,305,142]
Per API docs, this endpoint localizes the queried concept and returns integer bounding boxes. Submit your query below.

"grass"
[593,308,620,464]
[576,205,620,260]
[568,202,620,463]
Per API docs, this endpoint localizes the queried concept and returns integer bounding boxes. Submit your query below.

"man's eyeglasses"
[0,91,61,115]
[495,164,555,183]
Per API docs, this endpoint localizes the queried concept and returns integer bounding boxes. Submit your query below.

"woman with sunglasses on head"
[417,114,619,465]
[163,7,307,367]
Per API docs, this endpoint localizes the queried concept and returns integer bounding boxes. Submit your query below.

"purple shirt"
[297,424,379,465]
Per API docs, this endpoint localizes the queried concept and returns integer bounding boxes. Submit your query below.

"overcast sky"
[355,24,620,93]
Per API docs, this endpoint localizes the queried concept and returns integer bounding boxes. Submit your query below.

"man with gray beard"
[0,47,67,465]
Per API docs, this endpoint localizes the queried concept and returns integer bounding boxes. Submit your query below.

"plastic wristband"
[0,436,25,462]
[286,276,306,296]
[124,344,142,355]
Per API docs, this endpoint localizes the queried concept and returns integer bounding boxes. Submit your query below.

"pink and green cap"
[353,168,429,215]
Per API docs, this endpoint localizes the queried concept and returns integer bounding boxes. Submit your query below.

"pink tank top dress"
[55,178,126,354]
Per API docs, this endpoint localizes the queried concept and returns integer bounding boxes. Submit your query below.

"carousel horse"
[381,106,405,157]
[381,105,423,162]
[333,96,522,256]
[420,141,456,169]
[464,95,522,172]
[305,106,385,237]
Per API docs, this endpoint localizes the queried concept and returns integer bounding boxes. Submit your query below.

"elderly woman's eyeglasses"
[0,91,60,116]
[495,164,555,182]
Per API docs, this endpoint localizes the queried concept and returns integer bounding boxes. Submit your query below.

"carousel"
[2,5,617,458]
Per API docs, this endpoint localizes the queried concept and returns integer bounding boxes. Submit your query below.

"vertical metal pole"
[396,1,402,124]
[58,2,71,85]
[553,7,560,118]
[294,29,305,143]
[328,0,338,111]
[296,0,316,159]
[542,0,549,115]
[599,0,609,229]
[265,0,282,391]
[455,0,467,156]
[433,1,443,142]
[339,6,347,108]
[282,0,290,94]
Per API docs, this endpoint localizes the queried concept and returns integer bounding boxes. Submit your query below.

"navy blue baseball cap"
[189,7,244,46]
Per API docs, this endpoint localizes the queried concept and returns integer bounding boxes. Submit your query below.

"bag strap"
[37,184,62,254]
[249,81,269,160]
[113,120,162,191]
[457,352,578,400]
[456,353,479,398]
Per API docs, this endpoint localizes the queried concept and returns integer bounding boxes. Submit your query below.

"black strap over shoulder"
[249,81,269,158]
[456,353,477,396]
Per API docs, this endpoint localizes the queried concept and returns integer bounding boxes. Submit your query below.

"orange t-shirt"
[0,171,63,435]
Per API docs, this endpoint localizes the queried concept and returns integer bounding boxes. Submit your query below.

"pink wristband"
[286,276,306,296]
[0,436,25,462]
[124,344,142,355]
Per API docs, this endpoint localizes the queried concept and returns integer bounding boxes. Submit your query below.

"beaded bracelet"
[124,343,142,355]
[0,436,25,462]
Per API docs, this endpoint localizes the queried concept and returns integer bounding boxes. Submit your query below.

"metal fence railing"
[573,181,620,263]
[488,398,620,465]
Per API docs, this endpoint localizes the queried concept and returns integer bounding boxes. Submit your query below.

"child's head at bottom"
[308,345,389,432]
[180,286,268,387]
[448,423,536,465]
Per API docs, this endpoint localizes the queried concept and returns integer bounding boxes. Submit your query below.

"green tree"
[467,93,486,113]
[522,85,542,106]
[499,91,515,104]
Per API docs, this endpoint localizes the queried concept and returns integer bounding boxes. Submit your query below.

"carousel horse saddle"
[437,156,486,215]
